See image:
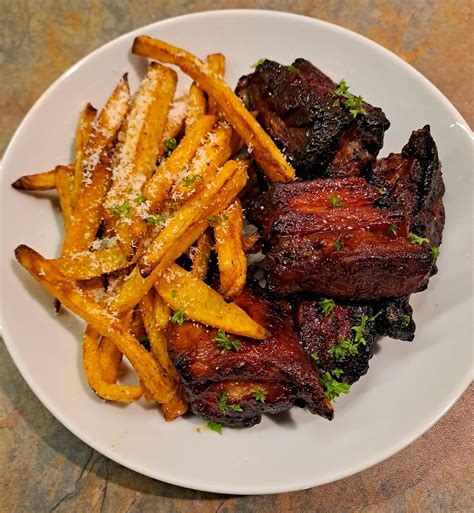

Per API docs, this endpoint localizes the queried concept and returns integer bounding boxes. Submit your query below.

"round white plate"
[0,10,472,495]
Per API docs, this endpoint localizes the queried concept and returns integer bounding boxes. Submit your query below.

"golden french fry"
[140,290,179,382]
[243,232,261,253]
[155,263,268,339]
[55,165,74,231]
[11,167,70,191]
[83,326,143,402]
[162,386,188,421]
[185,83,207,132]
[110,161,249,313]
[191,230,212,279]
[145,114,217,212]
[98,336,123,384]
[214,199,247,299]
[61,150,113,256]
[51,246,129,280]
[107,63,177,256]
[163,95,187,141]
[72,103,97,207]
[167,122,233,207]
[138,159,249,278]
[206,53,225,115]
[15,245,175,403]
[132,36,295,183]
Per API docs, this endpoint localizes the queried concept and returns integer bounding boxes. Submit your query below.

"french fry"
[191,230,212,279]
[15,245,175,403]
[11,167,70,190]
[55,165,74,232]
[132,36,295,183]
[107,63,177,256]
[51,246,129,280]
[206,53,225,115]
[83,326,143,402]
[163,95,187,141]
[98,336,123,383]
[140,290,179,382]
[155,263,269,339]
[61,150,113,256]
[185,83,207,132]
[153,291,171,329]
[214,199,247,299]
[138,159,249,278]
[162,386,188,421]
[72,103,97,207]
[167,122,233,207]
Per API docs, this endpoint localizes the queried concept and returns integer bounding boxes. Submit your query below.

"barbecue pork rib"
[236,58,390,179]
[249,176,434,299]
[166,285,333,428]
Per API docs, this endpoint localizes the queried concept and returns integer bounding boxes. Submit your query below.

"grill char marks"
[166,285,333,428]
[235,58,390,178]
[249,177,433,299]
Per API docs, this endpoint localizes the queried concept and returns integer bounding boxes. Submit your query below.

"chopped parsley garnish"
[318,298,335,316]
[332,79,366,118]
[182,174,203,187]
[378,186,388,197]
[408,232,429,245]
[287,64,299,74]
[215,329,241,354]
[330,195,346,208]
[251,58,266,69]
[170,308,186,325]
[310,351,319,362]
[331,368,344,379]
[146,214,164,225]
[402,314,411,327]
[334,240,344,251]
[171,289,178,298]
[133,193,145,204]
[218,391,243,413]
[206,421,222,434]
[253,390,266,403]
[112,200,132,218]
[387,223,398,236]
[352,312,381,345]
[430,246,440,260]
[322,370,350,401]
[164,137,177,156]
[209,213,229,227]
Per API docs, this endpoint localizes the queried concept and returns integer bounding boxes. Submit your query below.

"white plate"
[0,10,472,495]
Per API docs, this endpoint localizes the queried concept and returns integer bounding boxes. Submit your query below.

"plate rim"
[0,9,473,495]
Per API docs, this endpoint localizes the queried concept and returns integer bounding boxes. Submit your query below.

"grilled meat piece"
[166,285,333,428]
[249,177,433,299]
[371,125,445,247]
[236,58,390,178]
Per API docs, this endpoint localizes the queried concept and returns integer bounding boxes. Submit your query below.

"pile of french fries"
[13,37,295,421]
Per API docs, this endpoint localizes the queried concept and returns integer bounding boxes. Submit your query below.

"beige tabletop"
[1,1,473,512]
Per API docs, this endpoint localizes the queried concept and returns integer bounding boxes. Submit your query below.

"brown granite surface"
[0,1,473,511]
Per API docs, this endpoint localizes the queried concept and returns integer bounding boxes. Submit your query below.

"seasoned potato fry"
[155,263,268,339]
[51,246,129,280]
[107,63,177,256]
[138,159,249,278]
[61,150,113,256]
[72,103,97,207]
[55,165,74,232]
[162,386,188,421]
[83,326,143,402]
[185,83,207,132]
[11,167,69,190]
[15,245,175,403]
[206,53,225,115]
[132,36,295,183]
[163,95,187,141]
[191,230,212,279]
[168,122,233,206]
[98,335,123,384]
[140,290,179,382]
[214,199,247,299]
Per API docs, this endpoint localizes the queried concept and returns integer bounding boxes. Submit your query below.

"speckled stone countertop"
[1,2,472,512]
